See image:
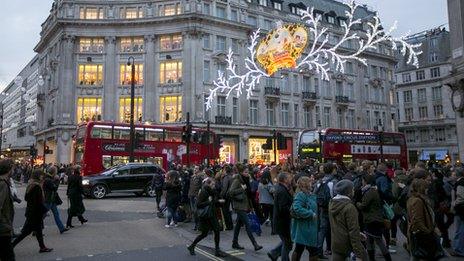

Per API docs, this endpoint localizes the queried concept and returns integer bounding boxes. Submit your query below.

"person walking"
[188,168,205,230]
[187,177,227,257]
[0,159,16,261]
[407,178,443,261]
[12,169,53,253]
[220,165,234,230]
[66,168,88,228]
[268,172,293,261]
[329,179,367,261]
[258,169,274,232]
[374,163,394,249]
[228,164,262,251]
[164,170,181,227]
[356,175,392,261]
[43,166,68,234]
[451,167,464,257]
[151,169,165,212]
[290,176,319,261]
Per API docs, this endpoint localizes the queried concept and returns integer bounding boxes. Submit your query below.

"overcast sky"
[0,0,449,91]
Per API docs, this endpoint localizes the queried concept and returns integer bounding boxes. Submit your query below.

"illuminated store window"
[160,61,182,84]
[79,38,104,53]
[119,97,143,123]
[76,97,102,123]
[79,7,104,19]
[120,37,144,52]
[160,3,182,16]
[160,96,182,123]
[121,7,144,19]
[120,64,144,85]
[78,64,103,86]
[160,34,183,50]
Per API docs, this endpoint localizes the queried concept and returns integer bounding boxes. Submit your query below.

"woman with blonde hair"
[290,176,318,261]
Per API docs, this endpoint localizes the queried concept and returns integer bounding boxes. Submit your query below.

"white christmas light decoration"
[206,0,422,110]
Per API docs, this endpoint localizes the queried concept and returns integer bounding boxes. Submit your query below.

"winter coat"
[290,191,317,247]
[43,174,62,205]
[67,174,86,216]
[375,171,393,204]
[258,182,274,205]
[196,185,221,232]
[329,195,366,259]
[151,172,165,192]
[356,185,384,225]
[0,176,14,236]
[220,173,233,199]
[273,183,293,237]
[228,174,251,212]
[407,193,435,240]
[392,173,409,215]
[164,181,182,208]
[454,178,464,207]
[188,172,205,198]
[24,181,47,229]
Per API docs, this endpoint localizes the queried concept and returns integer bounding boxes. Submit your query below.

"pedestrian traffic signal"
[134,132,144,148]
[44,145,52,154]
[277,133,287,150]
[262,137,273,150]
[182,124,193,143]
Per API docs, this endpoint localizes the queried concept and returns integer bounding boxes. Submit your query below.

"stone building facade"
[30,0,397,164]
[447,0,464,163]
[395,27,459,164]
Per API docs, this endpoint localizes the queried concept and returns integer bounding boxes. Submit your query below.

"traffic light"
[200,132,209,145]
[214,135,223,149]
[277,133,287,150]
[44,145,52,154]
[134,132,144,148]
[182,124,193,143]
[261,137,273,150]
[29,146,37,158]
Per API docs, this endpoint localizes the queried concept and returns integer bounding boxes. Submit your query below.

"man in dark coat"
[43,166,68,233]
[220,165,234,230]
[66,168,87,227]
[0,159,15,261]
[12,169,53,253]
[268,172,293,261]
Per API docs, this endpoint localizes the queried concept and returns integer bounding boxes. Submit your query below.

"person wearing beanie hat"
[329,179,367,261]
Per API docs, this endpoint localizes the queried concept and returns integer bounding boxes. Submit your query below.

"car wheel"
[91,184,107,199]
[145,185,156,197]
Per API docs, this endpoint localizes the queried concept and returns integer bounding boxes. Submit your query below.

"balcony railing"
[264,87,280,96]
[335,95,349,103]
[215,115,232,125]
[302,91,317,100]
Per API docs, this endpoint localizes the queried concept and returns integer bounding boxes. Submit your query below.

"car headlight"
[82,179,90,185]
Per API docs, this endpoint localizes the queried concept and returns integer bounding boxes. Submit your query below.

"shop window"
[160,60,182,84]
[78,64,103,86]
[79,7,104,19]
[119,97,143,123]
[120,37,144,52]
[120,63,144,85]
[76,97,102,123]
[160,3,182,16]
[79,38,104,53]
[160,34,183,50]
[120,7,144,19]
[160,96,182,123]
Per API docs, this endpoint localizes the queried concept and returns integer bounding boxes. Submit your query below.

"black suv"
[82,163,165,199]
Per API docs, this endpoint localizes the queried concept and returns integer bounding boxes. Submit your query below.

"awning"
[419,149,448,161]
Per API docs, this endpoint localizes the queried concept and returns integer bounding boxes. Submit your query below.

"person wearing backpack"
[390,169,410,246]
[374,163,394,248]
[314,163,337,259]
[220,165,234,230]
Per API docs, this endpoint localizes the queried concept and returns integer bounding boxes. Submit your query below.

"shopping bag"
[247,212,262,235]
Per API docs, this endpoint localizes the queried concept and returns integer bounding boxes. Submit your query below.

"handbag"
[383,202,395,220]
[410,198,445,260]
[196,205,211,219]
[247,212,262,235]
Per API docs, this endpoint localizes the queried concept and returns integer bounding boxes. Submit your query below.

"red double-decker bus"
[72,121,219,176]
[298,128,408,169]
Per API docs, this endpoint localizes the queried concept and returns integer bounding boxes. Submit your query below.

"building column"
[56,130,72,164]
[144,35,156,122]
[103,36,117,121]
[58,34,76,124]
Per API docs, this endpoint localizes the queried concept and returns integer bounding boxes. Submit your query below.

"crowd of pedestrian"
[0,159,87,261]
[153,160,464,260]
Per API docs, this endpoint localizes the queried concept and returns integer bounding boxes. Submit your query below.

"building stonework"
[447,0,464,162]
[395,27,459,164]
[9,0,397,164]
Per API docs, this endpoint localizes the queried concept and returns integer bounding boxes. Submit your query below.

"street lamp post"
[127,57,136,162]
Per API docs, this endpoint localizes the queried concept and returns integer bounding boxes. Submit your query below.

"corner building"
[35,0,397,164]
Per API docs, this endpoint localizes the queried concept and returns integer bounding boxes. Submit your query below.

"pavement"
[11,183,463,261]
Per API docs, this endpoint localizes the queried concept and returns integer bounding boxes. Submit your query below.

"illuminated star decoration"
[205,0,422,110]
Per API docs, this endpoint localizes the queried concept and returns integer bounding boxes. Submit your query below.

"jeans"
[269,234,292,261]
[317,210,331,252]
[155,190,163,211]
[166,206,178,225]
[233,210,257,246]
[453,215,464,256]
[189,197,198,229]
[0,235,15,261]
[45,203,65,232]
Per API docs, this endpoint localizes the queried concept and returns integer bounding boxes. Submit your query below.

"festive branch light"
[205,0,422,110]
